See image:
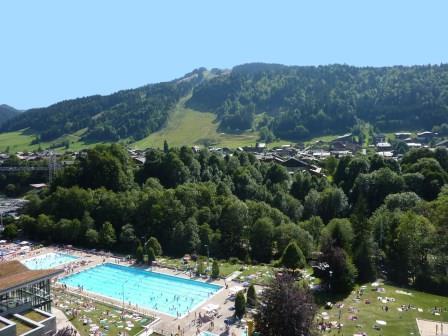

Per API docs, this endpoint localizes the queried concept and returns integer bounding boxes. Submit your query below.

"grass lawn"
[23,310,48,322]
[0,130,37,152]
[316,282,448,336]
[133,97,260,150]
[304,134,339,145]
[53,288,154,336]
[0,128,113,152]
[157,257,275,284]
[8,317,33,335]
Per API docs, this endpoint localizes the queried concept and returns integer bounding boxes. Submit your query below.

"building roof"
[333,133,352,141]
[0,260,63,293]
[436,140,448,147]
[30,183,47,189]
[417,131,434,137]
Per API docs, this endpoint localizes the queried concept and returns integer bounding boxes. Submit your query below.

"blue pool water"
[201,331,246,336]
[22,252,78,269]
[59,263,222,317]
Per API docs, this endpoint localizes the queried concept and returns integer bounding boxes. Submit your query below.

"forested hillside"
[0,104,20,126]
[2,63,448,143]
[0,69,205,142]
[188,63,448,140]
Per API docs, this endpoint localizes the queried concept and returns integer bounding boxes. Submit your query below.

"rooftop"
[0,260,63,294]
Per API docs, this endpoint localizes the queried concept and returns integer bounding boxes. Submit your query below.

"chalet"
[242,146,262,154]
[394,132,412,140]
[280,157,325,177]
[131,156,146,165]
[256,142,266,150]
[312,150,331,160]
[255,154,285,164]
[374,134,386,144]
[0,260,63,336]
[191,145,201,153]
[330,141,347,151]
[417,131,437,143]
[271,145,297,158]
[406,142,422,149]
[30,183,47,190]
[208,147,232,155]
[377,151,394,158]
[376,142,392,151]
[330,140,361,154]
[330,150,352,158]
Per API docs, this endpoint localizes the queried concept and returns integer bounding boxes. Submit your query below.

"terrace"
[8,316,36,336]
[22,310,48,323]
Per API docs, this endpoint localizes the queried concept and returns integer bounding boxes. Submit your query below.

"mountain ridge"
[0,104,21,127]
[2,63,448,146]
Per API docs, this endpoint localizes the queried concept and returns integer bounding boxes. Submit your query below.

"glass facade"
[0,279,52,316]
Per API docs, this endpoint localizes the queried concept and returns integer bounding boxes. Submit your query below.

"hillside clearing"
[0,129,112,152]
[132,100,260,149]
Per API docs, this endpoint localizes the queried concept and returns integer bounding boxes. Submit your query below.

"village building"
[394,132,412,140]
[376,142,392,151]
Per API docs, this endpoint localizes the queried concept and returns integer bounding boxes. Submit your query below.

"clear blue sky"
[1,0,447,110]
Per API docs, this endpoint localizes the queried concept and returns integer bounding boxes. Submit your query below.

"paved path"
[52,307,78,332]
[416,319,448,336]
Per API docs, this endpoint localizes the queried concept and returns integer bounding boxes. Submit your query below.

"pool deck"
[9,245,252,336]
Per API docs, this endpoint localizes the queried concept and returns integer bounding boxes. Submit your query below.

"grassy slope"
[0,130,38,152]
[132,98,261,149]
[0,98,292,152]
[0,128,112,152]
[318,283,448,336]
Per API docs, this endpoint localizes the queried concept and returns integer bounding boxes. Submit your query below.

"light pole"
[204,244,210,272]
[329,270,333,291]
[122,279,130,317]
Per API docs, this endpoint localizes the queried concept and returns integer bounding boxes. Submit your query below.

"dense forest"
[2,144,447,296]
[188,63,448,140]
[2,63,448,142]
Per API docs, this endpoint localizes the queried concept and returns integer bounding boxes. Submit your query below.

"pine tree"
[147,247,156,265]
[211,260,220,278]
[246,284,257,307]
[135,243,144,263]
[234,291,246,319]
[280,242,305,271]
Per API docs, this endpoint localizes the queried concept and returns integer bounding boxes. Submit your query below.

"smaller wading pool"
[22,252,78,270]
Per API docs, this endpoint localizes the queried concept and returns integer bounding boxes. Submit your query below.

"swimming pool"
[59,263,222,317]
[201,331,246,336]
[22,252,78,270]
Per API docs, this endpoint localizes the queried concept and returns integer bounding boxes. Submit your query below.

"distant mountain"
[0,69,206,142]
[187,63,448,140]
[0,104,21,126]
[2,63,448,143]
